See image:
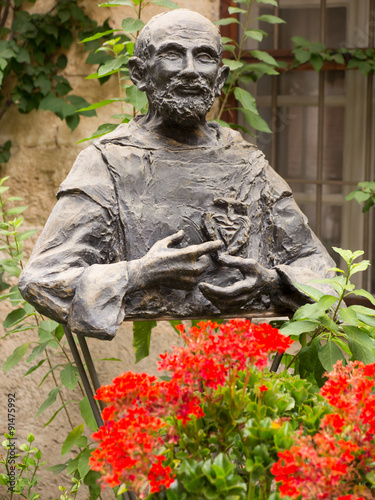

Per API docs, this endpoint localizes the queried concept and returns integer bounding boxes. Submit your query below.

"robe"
[19,118,335,340]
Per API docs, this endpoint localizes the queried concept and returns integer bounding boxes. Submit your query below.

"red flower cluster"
[271,360,375,500]
[159,319,294,388]
[90,319,293,497]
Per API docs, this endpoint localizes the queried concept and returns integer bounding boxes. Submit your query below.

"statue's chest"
[104,145,253,260]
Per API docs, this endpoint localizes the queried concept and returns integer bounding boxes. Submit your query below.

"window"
[232,0,375,289]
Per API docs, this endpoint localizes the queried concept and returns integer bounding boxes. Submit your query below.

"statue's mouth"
[175,85,203,96]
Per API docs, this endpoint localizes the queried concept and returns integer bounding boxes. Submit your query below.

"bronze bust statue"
[19,10,335,340]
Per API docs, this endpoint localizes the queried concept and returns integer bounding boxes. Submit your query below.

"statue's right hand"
[128,230,224,291]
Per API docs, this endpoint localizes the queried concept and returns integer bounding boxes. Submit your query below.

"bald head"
[134,10,223,62]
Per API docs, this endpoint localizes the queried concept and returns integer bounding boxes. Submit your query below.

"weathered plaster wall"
[0,0,219,498]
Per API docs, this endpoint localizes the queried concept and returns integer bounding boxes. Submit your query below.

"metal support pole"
[63,325,103,428]
[270,352,283,373]
[77,336,106,412]
[63,325,132,500]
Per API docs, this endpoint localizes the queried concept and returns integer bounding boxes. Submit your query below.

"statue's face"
[144,14,224,127]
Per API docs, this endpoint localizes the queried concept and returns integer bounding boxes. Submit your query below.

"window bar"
[270,3,280,170]
[364,0,375,288]
[315,0,326,239]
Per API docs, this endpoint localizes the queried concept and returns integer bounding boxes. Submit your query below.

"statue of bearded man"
[19,10,335,340]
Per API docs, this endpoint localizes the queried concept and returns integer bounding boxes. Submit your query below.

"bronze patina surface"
[19,10,335,340]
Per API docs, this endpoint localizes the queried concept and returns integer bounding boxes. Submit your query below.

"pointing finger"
[164,230,185,248]
[192,240,224,258]
[199,278,256,299]
[218,254,258,272]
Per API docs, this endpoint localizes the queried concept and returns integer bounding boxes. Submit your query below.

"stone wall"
[0,0,219,498]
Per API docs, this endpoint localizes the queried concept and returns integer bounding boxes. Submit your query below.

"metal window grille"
[220,0,375,291]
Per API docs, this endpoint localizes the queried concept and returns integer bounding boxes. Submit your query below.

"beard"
[146,76,217,128]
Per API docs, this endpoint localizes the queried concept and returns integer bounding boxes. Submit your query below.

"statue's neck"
[137,110,218,146]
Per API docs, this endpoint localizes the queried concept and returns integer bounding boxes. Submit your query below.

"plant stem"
[247,474,255,500]
[217,0,255,121]
[118,69,124,121]
[45,348,75,430]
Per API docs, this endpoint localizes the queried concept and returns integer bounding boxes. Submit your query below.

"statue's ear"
[215,65,230,97]
[129,56,147,92]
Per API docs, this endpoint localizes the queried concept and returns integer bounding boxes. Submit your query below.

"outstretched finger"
[188,240,224,259]
[164,230,185,248]
[199,278,255,299]
[218,254,258,272]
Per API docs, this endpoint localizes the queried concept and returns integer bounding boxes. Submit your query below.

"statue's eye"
[163,51,181,60]
[195,52,216,63]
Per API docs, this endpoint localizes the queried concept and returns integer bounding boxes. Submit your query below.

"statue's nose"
[179,52,199,78]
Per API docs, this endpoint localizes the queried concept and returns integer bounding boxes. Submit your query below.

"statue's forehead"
[149,21,220,50]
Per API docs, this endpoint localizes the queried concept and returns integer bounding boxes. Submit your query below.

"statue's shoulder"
[93,121,135,147]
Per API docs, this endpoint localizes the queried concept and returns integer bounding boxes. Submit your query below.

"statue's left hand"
[199,254,279,311]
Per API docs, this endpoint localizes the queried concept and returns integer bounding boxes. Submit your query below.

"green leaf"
[351,305,375,316]
[214,18,240,26]
[333,247,358,263]
[79,396,99,432]
[98,55,128,76]
[61,424,85,455]
[3,343,29,372]
[345,325,375,364]
[150,0,179,8]
[2,260,21,277]
[350,260,370,276]
[317,295,338,310]
[223,59,244,71]
[18,229,38,241]
[256,14,286,24]
[27,341,57,363]
[125,85,148,111]
[234,87,256,112]
[77,98,122,112]
[46,463,68,474]
[293,296,336,321]
[133,320,157,363]
[244,29,267,42]
[332,337,352,356]
[54,324,65,342]
[39,319,59,332]
[250,50,278,66]
[86,69,119,80]
[357,314,375,328]
[80,30,118,43]
[3,308,26,329]
[294,48,311,64]
[99,0,133,5]
[36,387,60,417]
[121,18,145,34]
[38,328,55,343]
[318,340,345,373]
[44,402,72,427]
[76,123,118,144]
[24,359,46,377]
[339,307,358,325]
[256,0,278,5]
[280,320,318,336]
[228,6,247,14]
[294,282,324,302]
[60,363,79,390]
[239,108,271,133]
[66,114,80,132]
[39,95,76,119]
[310,54,324,72]
[78,448,92,479]
[6,206,27,216]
